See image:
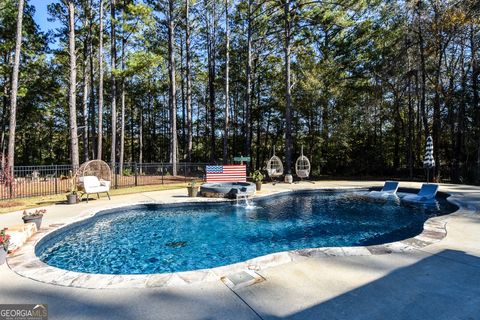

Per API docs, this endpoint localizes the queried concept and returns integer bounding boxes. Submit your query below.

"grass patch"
[0,183,188,214]
[0,201,25,208]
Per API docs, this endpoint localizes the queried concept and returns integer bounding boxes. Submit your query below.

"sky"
[29,0,61,48]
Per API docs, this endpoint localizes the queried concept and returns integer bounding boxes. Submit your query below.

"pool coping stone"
[6,185,466,289]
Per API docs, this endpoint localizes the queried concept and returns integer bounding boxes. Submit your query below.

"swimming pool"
[36,190,455,274]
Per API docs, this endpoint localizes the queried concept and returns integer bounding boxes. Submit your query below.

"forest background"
[1,0,479,183]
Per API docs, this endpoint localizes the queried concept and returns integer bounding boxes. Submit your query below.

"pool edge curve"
[6,186,466,289]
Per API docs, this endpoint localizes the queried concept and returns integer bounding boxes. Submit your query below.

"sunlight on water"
[37,190,456,275]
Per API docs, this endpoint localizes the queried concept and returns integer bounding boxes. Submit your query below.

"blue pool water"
[37,190,456,274]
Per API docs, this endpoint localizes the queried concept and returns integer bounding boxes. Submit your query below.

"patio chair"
[78,176,111,203]
[76,160,112,203]
[366,181,399,200]
[26,170,40,181]
[402,183,438,203]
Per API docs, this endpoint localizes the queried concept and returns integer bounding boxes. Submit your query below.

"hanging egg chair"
[295,146,311,181]
[76,160,112,202]
[266,146,284,183]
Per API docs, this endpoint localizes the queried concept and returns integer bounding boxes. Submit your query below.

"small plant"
[22,209,46,229]
[250,170,264,182]
[68,170,77,195]
[22,209,46,218]
[123,168,133,176]
[0,228,10,251]
[187,180,199,197]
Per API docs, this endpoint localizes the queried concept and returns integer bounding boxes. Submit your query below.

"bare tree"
[119,0,126,175]
[168,0,178,175]
[88,0,96,160]
[110,0,117,168]
[82,3,90,162]
[283,0,293,174]
[97,0,105,159]
[205,0,217,162]
[68,0,80,169]
[6,0,25,176]
[416,4,430,137]
[244,0,252,162]
[223,0,229,163]
[185,0,193,162]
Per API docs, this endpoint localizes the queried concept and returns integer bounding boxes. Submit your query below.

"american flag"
[205,165,247,182]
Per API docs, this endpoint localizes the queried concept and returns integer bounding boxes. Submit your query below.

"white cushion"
[81,176,110,193]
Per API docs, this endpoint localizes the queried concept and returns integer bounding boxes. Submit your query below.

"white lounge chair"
[367,181,399,200]
[402,183,438,203]
[79,176,111,203]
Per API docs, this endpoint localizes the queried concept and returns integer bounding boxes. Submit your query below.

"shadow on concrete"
[267,250,480,320]
[1,275,258,320]
[3,250,480,320]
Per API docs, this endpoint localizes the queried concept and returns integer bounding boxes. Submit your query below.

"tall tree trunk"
[7,0,24,177]
[453,44,466,183]
[119,51,125,175]
[168,0,177,175]
[283,0,293,174]
[407,72,414,179]
[223,0,230,163]
[82,12,90,162]
[185,0,192,162]
[417,14,430,137]
[320,35,330,171]
[68,0,80,169]
[393,93,402,170]
[180,36,186,158]
[97,0,104,159]
[255,78,261,169]
[244,0,252,159]
[232,88,238,157]
[432,36,444,181]
[250,58,257,167]
[1,67,9,163]
[471,25,480,182]
[139,105,143,166]
[207,0,217,162]
[119,4,126,175]
[110,0,117,169]
[88,0,96,160]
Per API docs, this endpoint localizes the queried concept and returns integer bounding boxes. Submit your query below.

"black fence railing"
[0,163,213,201]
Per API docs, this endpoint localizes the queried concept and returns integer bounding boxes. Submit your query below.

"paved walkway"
[1,181,479,319]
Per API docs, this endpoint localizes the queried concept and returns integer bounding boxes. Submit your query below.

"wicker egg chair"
[266,147,284,184]
[295,146,313,183]
[76,160,112,202]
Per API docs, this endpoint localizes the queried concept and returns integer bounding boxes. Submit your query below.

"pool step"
[221,270,265,289]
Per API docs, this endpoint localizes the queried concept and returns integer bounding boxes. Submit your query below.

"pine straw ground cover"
[0,184,188,214]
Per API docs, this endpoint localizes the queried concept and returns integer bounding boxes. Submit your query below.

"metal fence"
[0,163,212,201]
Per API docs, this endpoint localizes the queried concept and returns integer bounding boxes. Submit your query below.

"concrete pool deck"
[0,181,479,319]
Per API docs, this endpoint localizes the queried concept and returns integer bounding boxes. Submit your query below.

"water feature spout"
[236,194,256,209]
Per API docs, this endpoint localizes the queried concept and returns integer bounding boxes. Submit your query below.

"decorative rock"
[284,174,293,184]
[5,223,37,251]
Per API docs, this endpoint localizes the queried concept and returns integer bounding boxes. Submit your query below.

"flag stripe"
[206,165,247,182]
